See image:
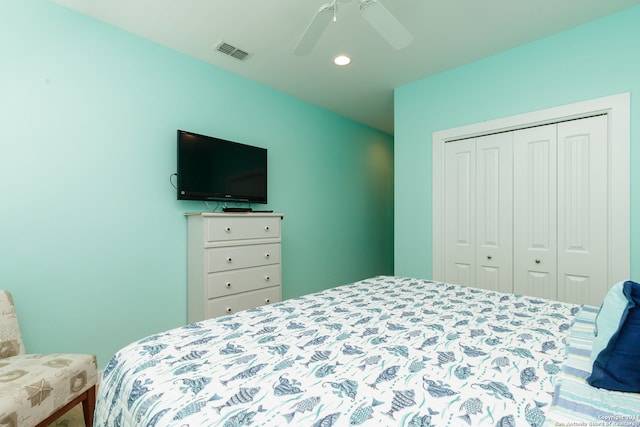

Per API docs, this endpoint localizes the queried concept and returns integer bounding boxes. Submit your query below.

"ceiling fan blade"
[359,0,413,50]
[293,3,335,56]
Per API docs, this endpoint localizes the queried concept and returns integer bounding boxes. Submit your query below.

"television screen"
[177,130,267,204]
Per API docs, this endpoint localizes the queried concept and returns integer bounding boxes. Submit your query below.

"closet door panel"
[513,125,557,300]
[525,271,556,301]
[561,275,592,306]
[475,132,513,293]
[444,140,476,286]
[557,115,608,306]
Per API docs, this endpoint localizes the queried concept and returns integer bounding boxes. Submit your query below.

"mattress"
[94,276,582,426]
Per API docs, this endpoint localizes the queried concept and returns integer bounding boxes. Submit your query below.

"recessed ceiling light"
[334,55,351,66]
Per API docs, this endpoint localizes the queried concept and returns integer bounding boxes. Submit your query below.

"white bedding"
[95,276,581,426]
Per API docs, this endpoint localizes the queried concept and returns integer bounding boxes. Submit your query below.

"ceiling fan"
[293,0,413,56]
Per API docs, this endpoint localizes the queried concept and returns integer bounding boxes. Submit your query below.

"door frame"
[432,93,630,292]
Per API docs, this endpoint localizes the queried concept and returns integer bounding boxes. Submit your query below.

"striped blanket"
[544,306,640,426]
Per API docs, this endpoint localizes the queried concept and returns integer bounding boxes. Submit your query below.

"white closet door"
[444,139,476,286]
[513,125,558,300]
[475,132,513,293]
[557,116,608,306]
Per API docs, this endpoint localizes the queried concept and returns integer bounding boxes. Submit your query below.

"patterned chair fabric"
[0,290,25,358]
[0,291,97,427]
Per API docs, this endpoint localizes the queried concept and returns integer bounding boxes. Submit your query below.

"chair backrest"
[0,290,26,357]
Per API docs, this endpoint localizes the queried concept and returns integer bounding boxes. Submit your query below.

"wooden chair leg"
[34,385,96,427]
[82,385,96,427]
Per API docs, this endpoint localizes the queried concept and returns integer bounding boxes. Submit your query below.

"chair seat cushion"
[0,353,97,427]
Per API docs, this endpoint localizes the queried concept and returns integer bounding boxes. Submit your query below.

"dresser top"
[185,212,284,219]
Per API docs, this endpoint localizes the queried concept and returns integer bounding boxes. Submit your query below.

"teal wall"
[394,6,638,280]
[0,0,393,369]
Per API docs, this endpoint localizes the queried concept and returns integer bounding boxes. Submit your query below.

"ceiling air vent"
[215,41,251,61]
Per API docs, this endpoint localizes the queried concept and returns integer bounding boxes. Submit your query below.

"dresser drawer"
[207,265,281,298]
[207,286,281,318]
[206,243,280,272]
[205,216,281,243]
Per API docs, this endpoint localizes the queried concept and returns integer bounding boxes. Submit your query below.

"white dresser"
[186,212,283,323]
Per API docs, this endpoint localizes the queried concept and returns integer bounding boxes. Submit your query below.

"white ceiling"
[52,0,640,135]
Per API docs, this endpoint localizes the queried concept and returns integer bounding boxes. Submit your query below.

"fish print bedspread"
[95,276,580,426]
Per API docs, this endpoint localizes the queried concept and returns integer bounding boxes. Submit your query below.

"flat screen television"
[177,130,267,204]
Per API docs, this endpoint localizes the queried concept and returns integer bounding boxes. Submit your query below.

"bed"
[94,276,640,426]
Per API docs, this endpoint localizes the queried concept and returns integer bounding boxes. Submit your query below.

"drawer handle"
[227,257,232,263]
[265,275,270,282]
[264,226,270,232]
[265,298,271,304]
[226,307,232,313]
[487,255,492,260]
[225,227,231,233]
[225,282,232,288]
[535,259,541,264]
[265,253,270,259]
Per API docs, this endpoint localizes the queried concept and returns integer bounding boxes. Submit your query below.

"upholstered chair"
[0,290,97,427]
